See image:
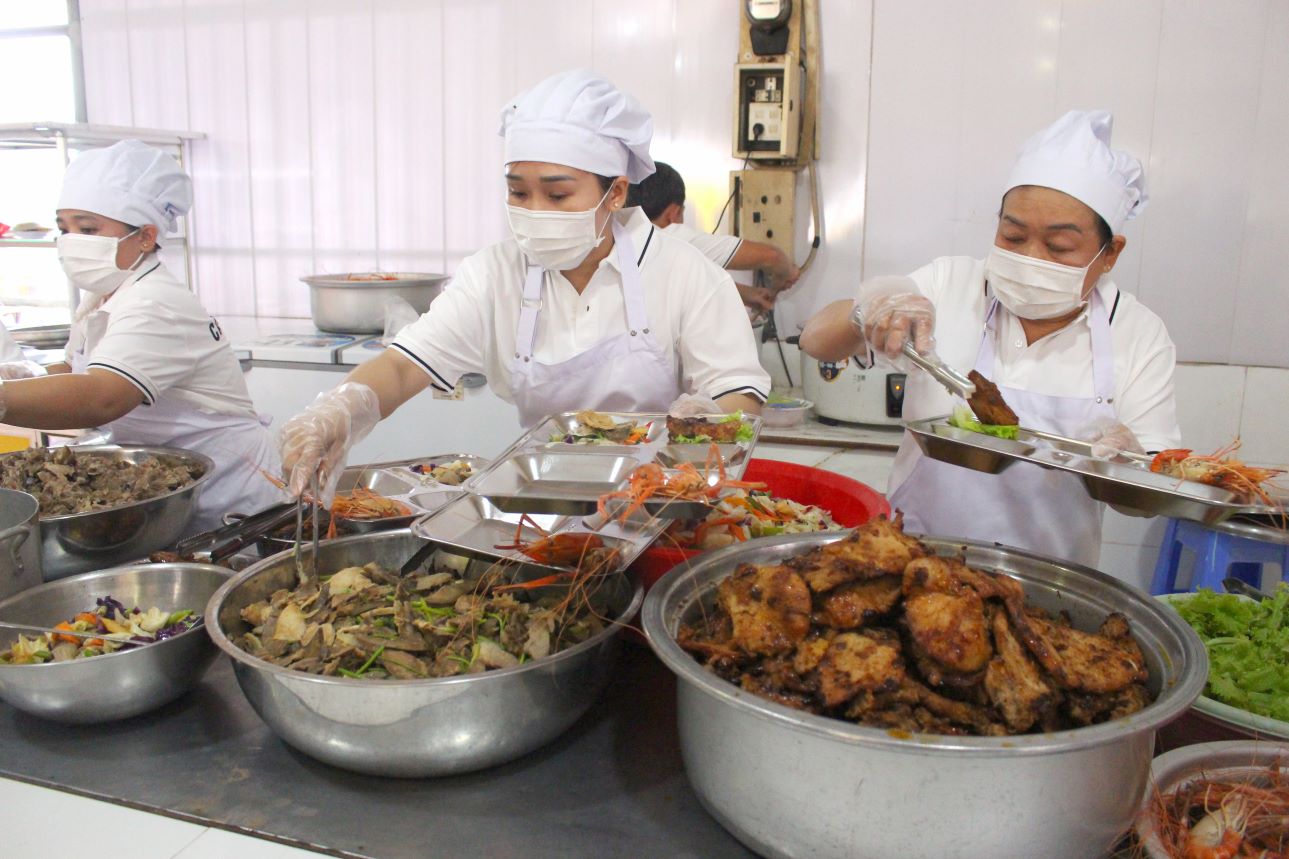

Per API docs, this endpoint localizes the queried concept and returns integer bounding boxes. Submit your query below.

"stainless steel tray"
[331,459,472,533]
[399,453,491,487]
[466,411,762,518]
[465,450,647,515]
[536,412,665,453]
[905,416,1287,525]
[410,492,652,572]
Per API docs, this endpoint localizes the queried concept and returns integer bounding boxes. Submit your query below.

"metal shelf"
[0,122,205,312]
[0,239,55,248]
[0,121,205,150]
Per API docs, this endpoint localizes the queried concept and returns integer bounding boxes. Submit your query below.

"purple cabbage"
[96,595,127,615]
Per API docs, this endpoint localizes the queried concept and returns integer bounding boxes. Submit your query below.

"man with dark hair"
[628,162,800,313]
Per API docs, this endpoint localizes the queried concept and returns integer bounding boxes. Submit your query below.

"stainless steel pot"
[0,562,230,723]
[0,445,215,580]
[301,273,449,334]
[206,529,642,777]
[0,489,41,599]
[642,532,1209,859]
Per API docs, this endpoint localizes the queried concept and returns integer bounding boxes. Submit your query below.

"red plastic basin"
[627,458,890,592]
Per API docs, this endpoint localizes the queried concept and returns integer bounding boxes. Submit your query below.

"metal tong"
[0,620,116,643]
[293,474,322,585]
[901,342,976,399]
[176,501,298,562]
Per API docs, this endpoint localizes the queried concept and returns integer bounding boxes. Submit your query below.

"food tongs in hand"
[900,342,975,399]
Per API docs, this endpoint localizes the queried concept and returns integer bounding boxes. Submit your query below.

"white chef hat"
[1004,110,1147,234]
[499,69,655,183]
[57,139,192,233]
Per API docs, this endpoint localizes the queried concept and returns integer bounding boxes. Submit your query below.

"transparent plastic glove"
[380,296,421,345]
[1082,420,1145,459]
[861,291,936,360]
[669,393,723,419]
[279,382,382,503]
[0,361,46,381]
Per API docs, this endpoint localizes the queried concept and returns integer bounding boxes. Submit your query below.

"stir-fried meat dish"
[667,415,744,443]
[0,447,203,516]
[234,561,606,679]
[967,370,1019,426]
[680,513,1153,736]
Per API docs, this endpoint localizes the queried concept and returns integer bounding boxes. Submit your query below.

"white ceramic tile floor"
[0,777,331,858]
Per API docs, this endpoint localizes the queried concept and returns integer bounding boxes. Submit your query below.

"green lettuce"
[1166,586,1289,722]
[948,405,1019,440]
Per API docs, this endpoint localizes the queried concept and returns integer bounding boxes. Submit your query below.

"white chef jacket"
[886,255,1181,494]
[392,207,770,403]
[65,261,258,418]
[0,323,24,364]
[662,222,743,269]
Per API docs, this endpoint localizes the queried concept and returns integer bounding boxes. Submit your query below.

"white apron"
[888,290,1117,568]
[70,301,283,537]
[509,219,681,428]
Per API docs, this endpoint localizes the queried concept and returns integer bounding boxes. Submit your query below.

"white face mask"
[506,187,613,271]
[984,244,1107,320]
[56,229,145,295]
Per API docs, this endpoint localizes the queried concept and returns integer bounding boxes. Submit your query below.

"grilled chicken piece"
[967,370,1019,426]
[790,514,927,595]
[739,671,817,712]
[984,610,1055,732]
[816,575,903,628]
[1064,684,1151,726]
[666,415,742,442]
[816,632,905,707]
[717,563,812,656]
[792,631,835,675]
[902,556,994,676]
[1008,610,1148,694]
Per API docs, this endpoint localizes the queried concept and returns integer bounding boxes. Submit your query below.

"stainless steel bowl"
[642,532,1209,859]
[301,272,449,334]
[0,445,215,580]
[206,529,642,777]
[0,562,230,723]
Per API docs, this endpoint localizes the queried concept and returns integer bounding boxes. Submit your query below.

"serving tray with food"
[462,409,763,519]
[904,414,1285,525]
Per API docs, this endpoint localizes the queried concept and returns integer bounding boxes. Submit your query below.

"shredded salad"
[666,489,841,550]
[1166,586,1289,722]
[948,404,1019,440]
[1,595,201,665]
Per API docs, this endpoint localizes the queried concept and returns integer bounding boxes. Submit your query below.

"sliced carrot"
[52,622,79,644]
[75,612,100,626]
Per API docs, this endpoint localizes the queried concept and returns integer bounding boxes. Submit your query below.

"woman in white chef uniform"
[0,140,283,532]
[279,69,769,499]
[800,111,1180,567]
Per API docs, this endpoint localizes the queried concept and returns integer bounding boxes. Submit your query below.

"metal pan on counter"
[903,415,1286,524]
[642,531,1208,859]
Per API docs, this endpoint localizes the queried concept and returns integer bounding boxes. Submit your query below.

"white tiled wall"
[76,0,1288,370]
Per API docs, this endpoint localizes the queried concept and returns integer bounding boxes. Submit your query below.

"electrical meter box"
[733,62,803,161]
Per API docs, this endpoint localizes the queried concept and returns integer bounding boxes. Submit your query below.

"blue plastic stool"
[1149,517,1289,595]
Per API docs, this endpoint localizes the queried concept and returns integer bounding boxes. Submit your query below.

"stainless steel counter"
[0,644,754,859]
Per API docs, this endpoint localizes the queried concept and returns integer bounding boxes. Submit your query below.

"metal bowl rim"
[301,273,450,288]
[0,562,229,670]
[2,445,216,523]
[643,530,1209,758]
[206,533,644,689]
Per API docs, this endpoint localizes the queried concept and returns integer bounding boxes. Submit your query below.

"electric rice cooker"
[801,353,905,426]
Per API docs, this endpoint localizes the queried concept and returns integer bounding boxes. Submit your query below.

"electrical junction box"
[731,167,796,259]
[733,62,803,160]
